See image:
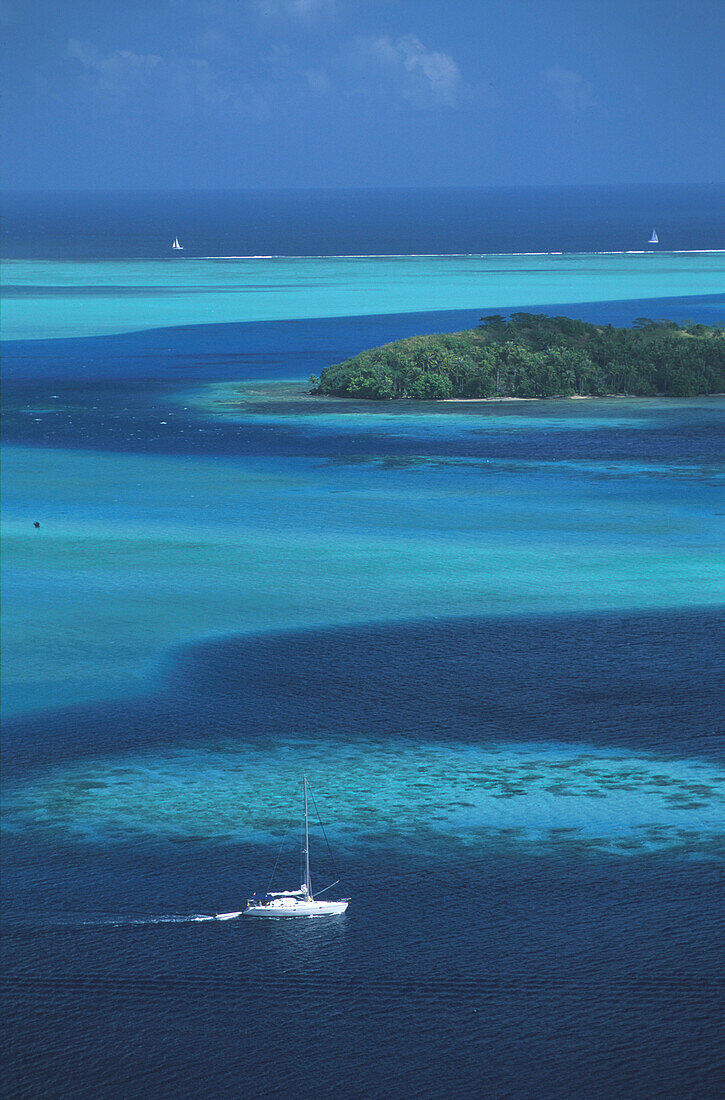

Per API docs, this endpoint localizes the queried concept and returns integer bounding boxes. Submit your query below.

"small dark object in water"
[33,521,40,528]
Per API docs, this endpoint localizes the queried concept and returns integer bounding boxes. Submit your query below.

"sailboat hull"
[245,899,349,918]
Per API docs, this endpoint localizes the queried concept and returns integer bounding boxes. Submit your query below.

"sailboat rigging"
[244,776,350,917]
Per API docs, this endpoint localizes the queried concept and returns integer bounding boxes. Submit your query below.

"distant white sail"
[172,237,183,250]
[648,229,659,244]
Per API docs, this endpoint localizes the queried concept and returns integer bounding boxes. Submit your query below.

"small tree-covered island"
[310,314,725,400]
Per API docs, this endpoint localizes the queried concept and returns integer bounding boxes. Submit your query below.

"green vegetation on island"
[310,314,725,400]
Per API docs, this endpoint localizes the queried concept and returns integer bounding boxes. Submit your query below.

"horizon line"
[3,181,725,196]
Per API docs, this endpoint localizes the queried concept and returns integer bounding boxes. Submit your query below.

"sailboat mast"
[303,776,311,898]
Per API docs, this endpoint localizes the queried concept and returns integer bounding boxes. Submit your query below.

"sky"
[2,0,724,190]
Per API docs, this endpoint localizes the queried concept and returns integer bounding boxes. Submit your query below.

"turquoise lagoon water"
[3,251,725,340]
[3,253,724,798]
[3,405,724,717]
[3,246,725,1097]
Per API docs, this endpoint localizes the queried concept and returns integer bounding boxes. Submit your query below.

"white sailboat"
[172,237,183,250]
[244,777,350,917]
[648,229,659,244]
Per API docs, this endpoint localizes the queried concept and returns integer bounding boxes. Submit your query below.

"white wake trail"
[70,911,246,928]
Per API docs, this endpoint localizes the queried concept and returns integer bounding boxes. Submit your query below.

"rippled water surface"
[2,253,725,1096]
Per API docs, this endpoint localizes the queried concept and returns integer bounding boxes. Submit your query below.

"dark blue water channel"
[5,184,724,258]
[2,612,725,1098]
[4,295,725,384]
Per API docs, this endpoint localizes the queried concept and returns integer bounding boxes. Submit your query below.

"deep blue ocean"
[2,188,725,1098]
[4,183,725,258]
